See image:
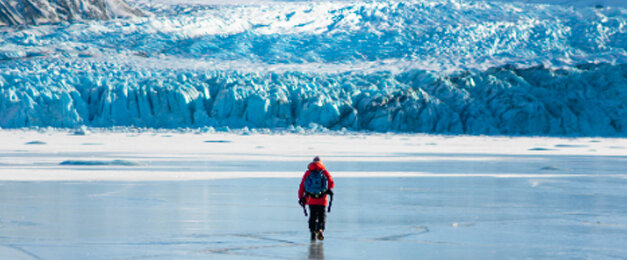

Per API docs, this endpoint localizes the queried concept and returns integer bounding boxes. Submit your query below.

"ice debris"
[25,140,47,145]
[59,160,140,166]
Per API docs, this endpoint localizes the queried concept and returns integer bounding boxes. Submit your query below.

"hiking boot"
[316,230,324,241]
[310,231,316,241]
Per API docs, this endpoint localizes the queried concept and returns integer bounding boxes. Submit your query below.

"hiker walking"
[299,156,335,241]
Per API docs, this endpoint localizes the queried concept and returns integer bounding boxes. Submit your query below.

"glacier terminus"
[0,0,626,136]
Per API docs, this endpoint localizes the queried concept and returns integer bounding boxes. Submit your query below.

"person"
[299,156,335,241]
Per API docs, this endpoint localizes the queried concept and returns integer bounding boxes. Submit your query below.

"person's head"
[308,156,325,170]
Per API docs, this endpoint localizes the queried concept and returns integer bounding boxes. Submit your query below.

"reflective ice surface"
[1,176,626,259]
[1,131,626,259]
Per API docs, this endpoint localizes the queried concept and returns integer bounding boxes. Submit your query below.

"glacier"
[0,0,144,26]
[0,0,626,136]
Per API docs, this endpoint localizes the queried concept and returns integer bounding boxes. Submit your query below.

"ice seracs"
[1,60,625,136]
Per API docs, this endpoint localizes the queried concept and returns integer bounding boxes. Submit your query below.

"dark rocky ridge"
[0,0,144,26]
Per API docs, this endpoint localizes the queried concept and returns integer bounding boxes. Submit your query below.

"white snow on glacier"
[0,0,626,136]
[489,0,627,9]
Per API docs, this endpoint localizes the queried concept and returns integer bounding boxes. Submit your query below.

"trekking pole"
[299,195,308,216]
[327,190,334,213]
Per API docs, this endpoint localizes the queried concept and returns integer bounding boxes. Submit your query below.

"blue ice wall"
[1,60,625,136]
[0,0,626,136]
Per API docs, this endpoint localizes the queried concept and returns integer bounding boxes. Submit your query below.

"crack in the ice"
[199,243,302,259]
[368,226,429,241]
[232,233,297,244]
[112,252,181,260]
[1,244,42,260]
[195,232,304,259]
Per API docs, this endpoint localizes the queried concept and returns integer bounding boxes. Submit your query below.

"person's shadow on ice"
[307,242,324,260]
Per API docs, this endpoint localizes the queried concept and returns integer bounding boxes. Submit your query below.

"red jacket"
[298,161,335,206]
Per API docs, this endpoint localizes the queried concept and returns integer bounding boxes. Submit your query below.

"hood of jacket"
[308,161,325,171]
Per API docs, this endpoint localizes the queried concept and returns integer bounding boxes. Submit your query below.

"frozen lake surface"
[0,130,626,259]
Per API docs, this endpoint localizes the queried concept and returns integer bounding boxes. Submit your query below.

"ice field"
[0,130,626,259]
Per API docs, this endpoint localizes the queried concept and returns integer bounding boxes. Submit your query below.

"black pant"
[308,205,326,232]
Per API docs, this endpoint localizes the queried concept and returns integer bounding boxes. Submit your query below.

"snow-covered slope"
[487,0,627,9]
[0,0,144,26]
[0,0,626,136]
